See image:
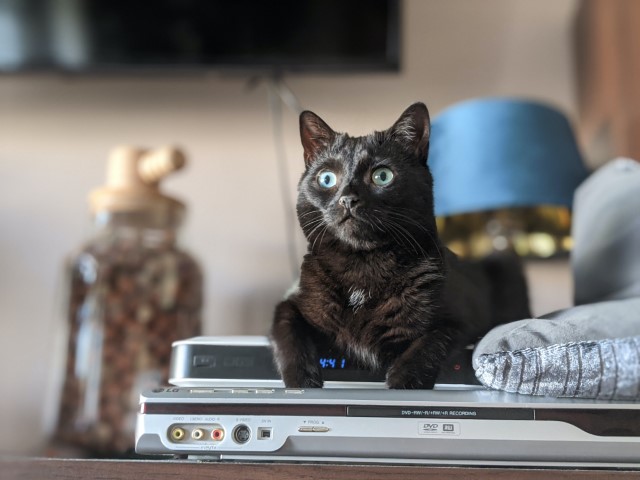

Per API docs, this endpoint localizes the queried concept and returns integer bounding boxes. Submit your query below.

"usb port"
[258,427,272,440]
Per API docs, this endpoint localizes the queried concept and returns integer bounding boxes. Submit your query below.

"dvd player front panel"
[135,388,640,465]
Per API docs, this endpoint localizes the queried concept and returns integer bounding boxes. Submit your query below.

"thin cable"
[267,75,303,280]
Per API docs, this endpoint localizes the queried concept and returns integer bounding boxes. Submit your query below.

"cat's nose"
[339,194,359,210]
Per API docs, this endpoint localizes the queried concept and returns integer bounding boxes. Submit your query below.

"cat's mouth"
[335,210,375,237]
[332,212,380,251]
[338,212,354,224]
[338,211,368,229]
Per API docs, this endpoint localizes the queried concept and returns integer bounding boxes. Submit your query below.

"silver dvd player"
[169,336,480,389]
[135,387,640,467]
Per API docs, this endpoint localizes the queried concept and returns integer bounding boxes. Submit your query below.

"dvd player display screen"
[172,343,478,385]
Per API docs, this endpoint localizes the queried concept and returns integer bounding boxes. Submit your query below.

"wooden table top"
[3,457,640,480]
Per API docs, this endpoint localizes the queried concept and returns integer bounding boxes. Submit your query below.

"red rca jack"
[211,428,225,441]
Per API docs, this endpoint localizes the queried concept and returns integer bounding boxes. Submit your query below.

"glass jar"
[52,147,202,457]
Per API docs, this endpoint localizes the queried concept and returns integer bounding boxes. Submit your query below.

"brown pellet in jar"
[53,237,202,457]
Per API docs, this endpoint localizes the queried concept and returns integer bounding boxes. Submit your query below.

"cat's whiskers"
[298,210,323,220]
[305,212,330,252]
[306,219,327,242]
[372,213,415,255]
[300,217,324,230]
[361,212,401,251]
[384,208,437,233]
[311,225,329,252]
[385,210,431,231]
[377,208,442,263]
[299,211,326,237]
[362,212,385,233]
[379,215,428,260]
[371,215,403,250]
[318,224,329,247]
[395,220,429,259]
[388,221,424,258]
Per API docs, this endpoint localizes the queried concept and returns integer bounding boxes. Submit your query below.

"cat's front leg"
[385,329,454,389]
[270,299,323,388]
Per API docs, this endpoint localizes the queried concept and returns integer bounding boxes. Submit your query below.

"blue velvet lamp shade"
[430,98,589,217]
[429,98,590,257]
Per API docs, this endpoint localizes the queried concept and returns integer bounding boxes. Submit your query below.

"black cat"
[270,102,530,389]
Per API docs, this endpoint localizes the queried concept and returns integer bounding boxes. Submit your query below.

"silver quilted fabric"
[475,335,640,400]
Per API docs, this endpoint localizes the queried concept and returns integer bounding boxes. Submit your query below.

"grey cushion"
[472,297,640,354]
[572,158,640,304]
[474,335,640,399]
[473,159,640,399]
[472,298,640,399]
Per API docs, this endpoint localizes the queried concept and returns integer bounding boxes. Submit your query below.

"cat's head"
[296,103,438,252]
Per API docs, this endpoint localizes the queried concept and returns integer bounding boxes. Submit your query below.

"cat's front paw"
[386,367,437,390]
[300,375,324,388]
[282,366,324,388]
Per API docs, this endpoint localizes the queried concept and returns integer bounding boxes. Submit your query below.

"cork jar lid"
[89,145,187,217]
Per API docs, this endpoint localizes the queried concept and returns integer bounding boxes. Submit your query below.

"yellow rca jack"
[191,428,205,440]
[211,428,225,441]
[169,426,186,442]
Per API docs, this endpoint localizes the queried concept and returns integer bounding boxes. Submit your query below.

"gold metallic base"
[436,206,573,259]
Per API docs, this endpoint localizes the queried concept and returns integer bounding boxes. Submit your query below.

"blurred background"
[0,0,634,455]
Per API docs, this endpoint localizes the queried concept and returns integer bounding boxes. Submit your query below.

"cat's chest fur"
[292,247,444,355]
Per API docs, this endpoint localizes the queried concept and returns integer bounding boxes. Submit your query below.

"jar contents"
[53,146,202,457]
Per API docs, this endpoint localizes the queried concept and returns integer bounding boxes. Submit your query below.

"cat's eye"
[372,167,394,186]
[318,171,337,188]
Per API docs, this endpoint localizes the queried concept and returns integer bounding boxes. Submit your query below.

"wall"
[0,0,579,453]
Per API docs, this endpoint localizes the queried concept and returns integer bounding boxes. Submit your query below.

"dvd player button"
[285,389,305,394]
[255,389,275,394]
[297,426,330,433]
[189,389,216,394]
[231,389,250,394]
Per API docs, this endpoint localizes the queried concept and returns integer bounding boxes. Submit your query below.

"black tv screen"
[0,0,400,73]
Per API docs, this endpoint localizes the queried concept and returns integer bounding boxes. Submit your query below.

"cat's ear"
[389,102,431,162]
[300,111,336,167]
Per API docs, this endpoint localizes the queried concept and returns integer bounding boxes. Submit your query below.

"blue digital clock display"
[319,357,347,369]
